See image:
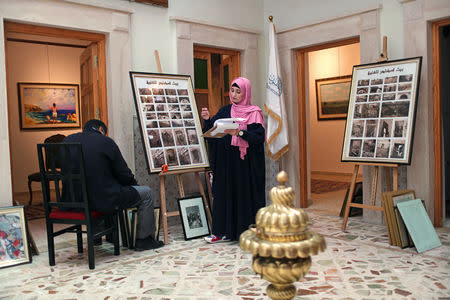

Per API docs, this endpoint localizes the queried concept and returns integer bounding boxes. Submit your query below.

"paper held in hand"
[202,118,245,138]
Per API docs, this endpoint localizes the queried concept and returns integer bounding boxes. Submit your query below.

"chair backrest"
[43,134,66,170]
[37,143,92,218]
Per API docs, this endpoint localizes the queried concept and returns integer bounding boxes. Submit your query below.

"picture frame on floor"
[177,195,210,240]
[0,206,31,269]
[123,207,160,248]
[389,190,416,248]
[341,57,422,165]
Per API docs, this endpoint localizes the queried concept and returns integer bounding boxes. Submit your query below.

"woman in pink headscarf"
[201,77,265,243]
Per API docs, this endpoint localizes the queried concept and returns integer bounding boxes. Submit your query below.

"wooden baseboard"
[311,171,354,177]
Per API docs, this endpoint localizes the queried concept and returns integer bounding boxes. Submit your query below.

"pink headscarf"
[230,77,265,160]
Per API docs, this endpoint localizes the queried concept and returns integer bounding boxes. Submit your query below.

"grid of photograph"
[341,57,422,164]
[130,73,209,173]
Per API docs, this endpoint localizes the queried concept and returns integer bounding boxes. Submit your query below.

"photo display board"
[130,72,209,173]
[341,57,422,165]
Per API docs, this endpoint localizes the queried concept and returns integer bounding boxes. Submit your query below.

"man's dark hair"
[83,119,107,135]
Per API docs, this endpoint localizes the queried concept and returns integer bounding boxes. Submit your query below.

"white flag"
[265,22,289,160]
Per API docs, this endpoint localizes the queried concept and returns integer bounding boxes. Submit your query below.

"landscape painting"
[18,83,80,129]
[315,75,352,120]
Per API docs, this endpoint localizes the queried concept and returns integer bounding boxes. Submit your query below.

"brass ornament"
[240,171,326,300]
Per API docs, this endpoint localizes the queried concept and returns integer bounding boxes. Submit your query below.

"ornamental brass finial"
[240,171,326,300]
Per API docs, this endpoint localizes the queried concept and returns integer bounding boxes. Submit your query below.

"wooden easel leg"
[385,167,392,191]
[176,174,185,198]
[342,164,360,231]
[194,172,213,227]
[159,175,168,245]
[392,166,398,191]
[370,166,379,206]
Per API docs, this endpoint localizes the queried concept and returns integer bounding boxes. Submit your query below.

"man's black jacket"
[63,129,138,213]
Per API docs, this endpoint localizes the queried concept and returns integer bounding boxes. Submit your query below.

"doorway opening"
[296,37,361,215]
[432,19,450,227]
[4,21,108,219]
[193,45,240,117]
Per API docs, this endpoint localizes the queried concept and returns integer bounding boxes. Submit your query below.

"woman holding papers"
[201,77,266,243]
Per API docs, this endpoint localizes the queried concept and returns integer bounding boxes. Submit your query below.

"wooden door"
[432,19,450,226]
[193,51,212,117]
[222,55,231,106]
[80,43,100,126]
[193,46,240,116]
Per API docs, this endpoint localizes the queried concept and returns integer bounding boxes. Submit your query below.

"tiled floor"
[1,207,449,299]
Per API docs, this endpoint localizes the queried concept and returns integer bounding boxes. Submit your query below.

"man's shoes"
[134,236,164,251]
[204,234,231,243]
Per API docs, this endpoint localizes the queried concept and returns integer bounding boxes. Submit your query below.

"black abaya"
[203,104,265,240]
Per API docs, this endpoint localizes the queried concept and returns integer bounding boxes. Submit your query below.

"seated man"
[63,119,163,251]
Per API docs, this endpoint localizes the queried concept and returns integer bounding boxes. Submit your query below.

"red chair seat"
[49,209,105,220]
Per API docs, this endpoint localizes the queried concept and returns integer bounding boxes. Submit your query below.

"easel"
[159,168,213,244]
[341,163,398,231]
[341,36,398,231]
[153,50,213,244]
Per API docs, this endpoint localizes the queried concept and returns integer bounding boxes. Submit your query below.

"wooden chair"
[37,142,120,270]
[28,134,66,206]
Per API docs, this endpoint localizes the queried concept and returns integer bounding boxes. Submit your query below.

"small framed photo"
[0,206,31,269]
[177,195,210,240]
[315,75,352,120]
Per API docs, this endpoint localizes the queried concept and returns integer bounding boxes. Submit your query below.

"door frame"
[4,21,108,126]
[432,18,450,227]
[4,21,108,198]
[193,45,240,114]
[296,37,360,208]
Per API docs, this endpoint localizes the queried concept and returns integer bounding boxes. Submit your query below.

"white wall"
[308,43,360,175]
[130,0,263,76]
[260,0,405,106]
[7,41,83,193]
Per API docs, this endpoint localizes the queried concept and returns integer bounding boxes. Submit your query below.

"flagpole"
[267,15,283,172]
[268,15,276,32]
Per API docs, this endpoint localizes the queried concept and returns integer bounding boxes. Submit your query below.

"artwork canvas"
[0,206,31,269]
[130,72,209,173]
[18,83,80,129]
[315,75,352,120]
[341,57,422,164]
[177,196,210,240]
[397,199,441,253]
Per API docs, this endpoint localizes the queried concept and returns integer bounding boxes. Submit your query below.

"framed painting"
[177,195,210,240]
[341,57,422,164]
[0,206,31,269]
[315,75,352,120]
[18,83,80,129]
[130,72,210,173]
